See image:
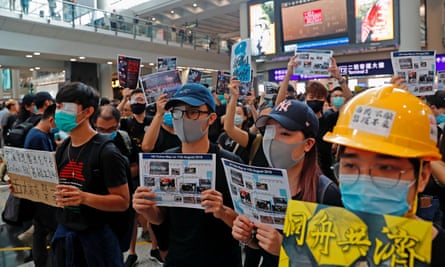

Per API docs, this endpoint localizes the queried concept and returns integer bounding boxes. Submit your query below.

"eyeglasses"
[334,162,414,189]
[171,107,211,120]
[96,126,118,134]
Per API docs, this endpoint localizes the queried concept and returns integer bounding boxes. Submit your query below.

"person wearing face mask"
[323,85,445,266]
[140,93,181,263]
[327,86,346,113]
[231,99,342,266]
[133,83,243,267]
[118,88,162,266]
[52,82,130,266]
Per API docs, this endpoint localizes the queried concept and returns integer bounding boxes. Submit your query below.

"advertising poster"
[293,48,333,77]
[391,50,436,96]
[139,153,216,209]
[222,159,290,229]
[231,39,252,83]
[141,69,182,103]
[249,0,276,56]
[279,200,432,267]
[355,0,394,43]
[4,146,58,207]
[117,55,141,89]
[157,57,177,72]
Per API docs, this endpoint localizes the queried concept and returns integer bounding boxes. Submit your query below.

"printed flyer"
[391,50,436,96]
[279,200,432,267]
[139,153,216,209]
[222,159,290,229]
[117,55,141,89]
[157,57,177,72]
[141,69,182,103]
[293,49,333,78]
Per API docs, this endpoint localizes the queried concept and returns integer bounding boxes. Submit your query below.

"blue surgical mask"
[436,114,445,124]
[34,106,38,113]
[332,96,345,109]
[163,113,173,127]
[234,114,244,126]
[339,174,415,216]
[105,131,117,139]
[262,125,306,169]
[55,111,78,133]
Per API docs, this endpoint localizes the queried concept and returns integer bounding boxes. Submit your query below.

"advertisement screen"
[281,0,348,43]
[249,1,276,56]
[355,0,394,44]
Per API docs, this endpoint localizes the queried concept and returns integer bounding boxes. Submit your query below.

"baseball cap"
[165,83,216,112]
[256,99,319,137]
[21,93,35,106]
[34,91,55,108]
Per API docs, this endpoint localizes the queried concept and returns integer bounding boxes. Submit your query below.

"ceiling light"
[29,68,34,71]
[33,52,40,56]
[170,10,175,14]
[79,56,86,60]
[25,54,33,58]
[192,3,198,7]
[149,62,155,66]
[140,64,145,68]
[151,17,156,21]
[35,67,40,70]
[107,61,113,65]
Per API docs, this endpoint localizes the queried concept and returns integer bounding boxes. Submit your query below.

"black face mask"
[130,103,146,115]
[306,100,324,114]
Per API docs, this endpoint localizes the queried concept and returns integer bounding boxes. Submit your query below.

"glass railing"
[0,0,232,55]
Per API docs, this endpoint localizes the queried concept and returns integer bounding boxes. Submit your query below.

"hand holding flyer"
[293,48,333,78]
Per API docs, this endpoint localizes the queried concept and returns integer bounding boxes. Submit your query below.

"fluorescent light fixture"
[29,68,34,71]
[35,67,40,70]
[25,55,33,58]
[193,3,198,7]
[149,62,155,66]
[70,58,77,62]
[107,61,113,65]
[79,56,86,60]
[33,52,40,56]
[170,10,175,14]
[140,64,145,67]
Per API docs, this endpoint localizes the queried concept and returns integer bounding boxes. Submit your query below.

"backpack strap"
[248,134,262,165]
[317,174,334,204]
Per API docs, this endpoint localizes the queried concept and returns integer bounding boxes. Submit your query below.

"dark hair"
[327,87,344,105]
[306,81,328,99]
[56,82,99,112]
[100,97,111,106]
[130,88,144,97]
[300,134,321,203]
[93,104,121,123]
[42,104,56,120]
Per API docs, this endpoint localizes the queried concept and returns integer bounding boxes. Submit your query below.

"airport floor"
[0,184,162,267]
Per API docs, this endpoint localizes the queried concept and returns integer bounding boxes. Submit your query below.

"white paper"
[222,159,290,230]
[391,50,436,96]
[293,48,333,77]
[139,153,216,209]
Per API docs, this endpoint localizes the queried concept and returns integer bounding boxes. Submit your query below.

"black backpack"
[56,134,134,252]
[5,115,42,148]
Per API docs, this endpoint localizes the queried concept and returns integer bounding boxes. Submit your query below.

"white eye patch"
[60,102,78,114]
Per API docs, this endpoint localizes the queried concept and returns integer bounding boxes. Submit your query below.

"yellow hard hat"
[323,85,441,161]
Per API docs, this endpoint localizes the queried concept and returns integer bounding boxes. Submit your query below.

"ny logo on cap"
[275,100,292,112]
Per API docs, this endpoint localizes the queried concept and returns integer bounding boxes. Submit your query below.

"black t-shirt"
[56,135,128,231]
[247,132,268,167]
[217,132,249,164]
[152,126,181,153]
[119,115,152,152]
[163,143,242,267]
[316,111,339,182]
[432,225,445,266]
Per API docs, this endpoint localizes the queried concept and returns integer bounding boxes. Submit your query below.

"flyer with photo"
[293,48,333,77]
[222,159,290,229]
[231,39,252,83]
[157,57,177,72]
[438,71,445,90]
[117,55,141,89]
[187,68,202,83]
[391,50,436,96]
[140,69,182,103]
[216,71,230,95]
[139,153,216,209]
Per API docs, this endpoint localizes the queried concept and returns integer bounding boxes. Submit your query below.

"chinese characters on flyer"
[293,49,333,78]
[231,39,252,83]
[391,50,436,96]
[139,153,216,209]
[117,55,141,89]
[279,200,432,267]
[222,159,290,230]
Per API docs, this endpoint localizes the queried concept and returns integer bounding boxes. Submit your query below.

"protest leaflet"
[279,200,432,267]
[222,159,290,229]
[117,55,141,89]
[216,71,230,95]
[157,56,177,72]
[438,71,445,90]
[4,146,58,206]
[141,69,182,103]
[231,39,252,83]
[186,68,202,83]
[139,153,216,209]
[391,50,436,96]
[293,49,333,77]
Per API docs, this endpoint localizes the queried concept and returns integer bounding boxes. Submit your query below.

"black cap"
[21,93,35,106]
[34,91,55,108]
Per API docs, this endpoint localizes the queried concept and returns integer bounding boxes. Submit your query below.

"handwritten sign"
[279,200,432,267]
[4,146,58,206]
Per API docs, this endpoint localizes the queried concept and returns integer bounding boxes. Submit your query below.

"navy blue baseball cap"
[165,83,216,112]
[256,99,319,137]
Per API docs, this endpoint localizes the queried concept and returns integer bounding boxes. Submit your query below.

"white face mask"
[234,114,244,126]
[173,116,209,143]
[262,125,306,169]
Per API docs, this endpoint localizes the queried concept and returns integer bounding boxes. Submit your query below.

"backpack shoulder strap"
[55,136,71,170]
[89,134,114,171]
[317,174,334,204]
[248,133,263,165]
